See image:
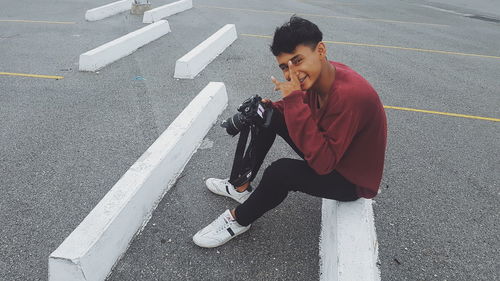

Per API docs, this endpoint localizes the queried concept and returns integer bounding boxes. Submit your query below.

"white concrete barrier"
[174,24,237,79]
[143,0,192,23]
[319,198,380,281]
[48,82,229,281]
[79,20,170,72]
[85,0,133,21]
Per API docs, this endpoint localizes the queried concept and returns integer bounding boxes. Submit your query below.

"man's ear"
[316,42,327,58]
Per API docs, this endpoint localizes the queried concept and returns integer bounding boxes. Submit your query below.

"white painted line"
[418,4,473,17]
[85,0,133,21]
[79,20,170,72]
[319,198,380,281]
[174,24,237,79]
[48,82,228,281]
[143,0,192,23]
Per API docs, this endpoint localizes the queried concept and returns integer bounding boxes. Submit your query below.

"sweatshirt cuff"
[283,90,305,104]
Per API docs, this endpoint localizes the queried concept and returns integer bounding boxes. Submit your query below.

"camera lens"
[221,113,245,136]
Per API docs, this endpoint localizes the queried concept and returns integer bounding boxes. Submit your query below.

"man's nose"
[286,70,300,81]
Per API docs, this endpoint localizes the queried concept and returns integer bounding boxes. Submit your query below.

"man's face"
[276,43,324,91]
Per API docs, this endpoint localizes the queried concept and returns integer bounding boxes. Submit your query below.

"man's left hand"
[271,61,302,98]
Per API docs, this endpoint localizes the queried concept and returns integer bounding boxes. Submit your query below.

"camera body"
[221,95,274,136]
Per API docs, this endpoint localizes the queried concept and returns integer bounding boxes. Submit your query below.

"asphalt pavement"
[1,0,499,280]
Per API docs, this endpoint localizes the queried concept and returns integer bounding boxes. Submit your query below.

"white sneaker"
[205,178,252,203]
[193,209,251,248]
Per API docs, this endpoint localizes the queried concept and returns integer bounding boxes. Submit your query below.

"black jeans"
[234,110,359,227]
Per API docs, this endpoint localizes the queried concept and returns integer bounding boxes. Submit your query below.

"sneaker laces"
[216,212,236,234]
[216,179,233,194]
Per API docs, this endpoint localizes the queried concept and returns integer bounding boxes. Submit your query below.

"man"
[193,16,387,248]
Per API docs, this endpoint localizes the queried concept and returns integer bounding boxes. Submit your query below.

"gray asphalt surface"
[412,0,500,20]
[1,0,499,280]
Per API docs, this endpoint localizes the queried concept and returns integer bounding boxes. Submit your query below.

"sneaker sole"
[193,225,251,248]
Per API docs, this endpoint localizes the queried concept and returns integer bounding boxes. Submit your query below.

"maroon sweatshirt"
[271,61,387,198]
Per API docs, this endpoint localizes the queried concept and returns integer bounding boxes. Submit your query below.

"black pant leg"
[235,158,359,226]
[268,110,304,159]
[247,110,303,183]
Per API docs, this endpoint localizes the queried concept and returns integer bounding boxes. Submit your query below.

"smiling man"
[193,16,387,248]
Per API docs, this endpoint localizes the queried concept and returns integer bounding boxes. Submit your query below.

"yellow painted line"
[384,106,500,122]
[241,34,500,60]
[323,40,500,60]
[241,33,500,122]
[0,19,75,25]
[0,72,64,80]
[196,5,448,27]
[242,34,277,39]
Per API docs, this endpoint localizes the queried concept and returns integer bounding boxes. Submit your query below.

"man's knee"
[264,158,295,178]
[256,125,277,139]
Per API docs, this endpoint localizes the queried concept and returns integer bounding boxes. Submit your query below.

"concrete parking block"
[79,20,171,72]
[174,24,237,79]
[85,0,133,21]
[48,82,229,281]
[142,0,192,23]
[320,198,380,281]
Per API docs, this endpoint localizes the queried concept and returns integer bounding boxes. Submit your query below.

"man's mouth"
[299,75,308,83]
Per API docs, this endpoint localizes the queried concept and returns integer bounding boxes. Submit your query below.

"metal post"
[131,0,151,15]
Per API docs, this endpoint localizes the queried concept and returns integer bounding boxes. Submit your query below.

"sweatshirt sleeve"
[283,90,360,175]
[271,100,285,113]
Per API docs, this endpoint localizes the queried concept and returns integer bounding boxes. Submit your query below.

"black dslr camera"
[221,95,274,187]
[221,95,274,136]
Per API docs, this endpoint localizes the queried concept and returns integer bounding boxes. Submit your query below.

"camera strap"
[228,126,258,189]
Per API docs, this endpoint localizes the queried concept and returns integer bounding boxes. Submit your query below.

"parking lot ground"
[1,0,499,280]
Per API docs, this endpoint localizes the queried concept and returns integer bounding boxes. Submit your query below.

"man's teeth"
[299,76,306,82]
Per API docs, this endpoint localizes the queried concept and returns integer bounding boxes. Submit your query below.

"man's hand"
[271,61,302,98]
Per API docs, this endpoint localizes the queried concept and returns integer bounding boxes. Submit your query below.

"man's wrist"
[283,90,304,102]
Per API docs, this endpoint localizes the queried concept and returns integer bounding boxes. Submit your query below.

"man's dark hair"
[270,16,323,56]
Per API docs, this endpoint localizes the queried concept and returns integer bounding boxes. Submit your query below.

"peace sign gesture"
[271,61,302,98]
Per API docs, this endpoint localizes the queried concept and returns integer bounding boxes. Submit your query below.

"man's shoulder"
[330,60,365,82]
[331,62,379,109]
[335,73,375,99]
